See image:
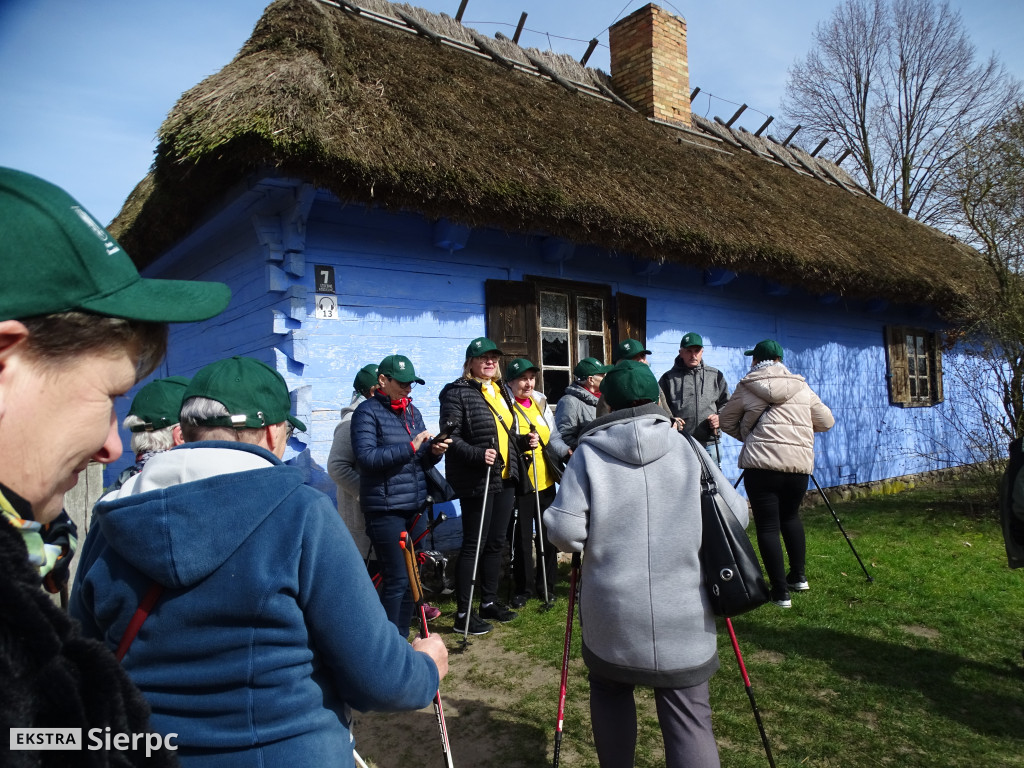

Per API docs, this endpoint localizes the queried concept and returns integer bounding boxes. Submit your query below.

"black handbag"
[424,464,457,503]
[541,441,565,482]
[684,435,769,617]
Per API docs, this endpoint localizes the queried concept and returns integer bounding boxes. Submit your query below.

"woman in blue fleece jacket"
[352,354,449,633]
[70,355,446,768]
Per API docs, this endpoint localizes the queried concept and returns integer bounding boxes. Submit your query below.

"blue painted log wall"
[105,184,988,509]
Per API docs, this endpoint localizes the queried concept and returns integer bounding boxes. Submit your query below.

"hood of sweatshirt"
[340,391,366,420]
[563,382,599,407]
[740,363,807,406]
[93,441,305,588]
[577,403,675,466]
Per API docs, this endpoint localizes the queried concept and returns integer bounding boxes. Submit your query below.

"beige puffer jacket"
[719,363,834,474]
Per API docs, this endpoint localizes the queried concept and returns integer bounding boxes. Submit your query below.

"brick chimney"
[609,4,691,127]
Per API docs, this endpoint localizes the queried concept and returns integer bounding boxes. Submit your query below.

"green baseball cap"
[744,339,785,361]
[352,364,379,397]
[378,354,425,384]
[600,359,662,410]
[506,357,540,380]
[680,332,704,348]
[573,357,612,378]
[183,356,306,431]
[466,337,503,358]
[0,167,231,323]
[612,338,651,363]
[127,376,190,432]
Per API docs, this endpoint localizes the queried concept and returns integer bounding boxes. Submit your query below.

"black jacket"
[0,486,176,767]
[438,378,523,498]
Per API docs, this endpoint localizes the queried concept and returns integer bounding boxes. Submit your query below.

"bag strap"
[510,398,552,450]
[747,403,773,437]
[115,581,164,663]
[482,397,516,437]
[683,433,716,488]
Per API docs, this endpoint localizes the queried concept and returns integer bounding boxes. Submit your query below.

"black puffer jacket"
[439,377,522,498]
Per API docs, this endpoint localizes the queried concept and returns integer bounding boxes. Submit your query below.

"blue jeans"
[365,511,418,635]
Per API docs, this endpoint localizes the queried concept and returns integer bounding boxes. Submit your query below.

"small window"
[537,286,610,402]
[884,326,944,407]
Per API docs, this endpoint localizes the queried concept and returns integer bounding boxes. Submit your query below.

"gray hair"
[179,396,265,444]
[122,414,177,455]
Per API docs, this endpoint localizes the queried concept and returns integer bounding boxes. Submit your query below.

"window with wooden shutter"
[884,325,944,407]
[485,279,539,369]
[486,277,617,403]
[614,292,647,350]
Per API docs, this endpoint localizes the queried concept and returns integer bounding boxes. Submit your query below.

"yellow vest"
[478,379,513,481]
[513,397,553,491]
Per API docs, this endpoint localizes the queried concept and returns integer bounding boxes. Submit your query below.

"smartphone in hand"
[431,423,455,444]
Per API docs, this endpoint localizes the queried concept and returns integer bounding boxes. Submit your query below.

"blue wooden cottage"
[105,0,991,506]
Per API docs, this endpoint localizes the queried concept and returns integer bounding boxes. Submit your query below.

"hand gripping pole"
[401,531,455,768]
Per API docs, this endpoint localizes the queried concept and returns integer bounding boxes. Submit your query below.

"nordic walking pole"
[401,531,455,768]
[733,470,745,489]
[726,618,777,768]
[810,474,873,582]
[353,749,370,768]
[531,434,551,607]
[506,501,519,605]
[462,439,494,646]
[552,552,581,768]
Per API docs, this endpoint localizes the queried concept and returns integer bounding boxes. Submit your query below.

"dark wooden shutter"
[485,279,539,375]
[613,292,647,348]
[884,325,910,406]
[930,331,944,403]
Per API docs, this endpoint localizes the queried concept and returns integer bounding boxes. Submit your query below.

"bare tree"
[947,103,1024,440]
[783,0,1019,228]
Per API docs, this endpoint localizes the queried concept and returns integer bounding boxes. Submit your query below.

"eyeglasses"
[385,375,416,390]
[285,422,295,439]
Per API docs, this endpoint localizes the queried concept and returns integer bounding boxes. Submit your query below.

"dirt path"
[352,630,581,768]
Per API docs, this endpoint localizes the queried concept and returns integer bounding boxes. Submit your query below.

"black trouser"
[743,468,809,591]
[456,481,516,614]
[509,486,558,597]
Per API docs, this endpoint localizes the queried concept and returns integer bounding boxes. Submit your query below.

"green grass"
[429,482,1024,767]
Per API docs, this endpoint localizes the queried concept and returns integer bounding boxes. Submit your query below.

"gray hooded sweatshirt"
[544,403,749,688]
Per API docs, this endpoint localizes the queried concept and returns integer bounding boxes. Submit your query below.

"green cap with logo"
[0,167,231,323]
[505,357,540,380]
[573,357,612,378]
[183,356,306,431]
[353,364,379,397]
[127,376,190,432]
[465,337,503,358]
[600,359,662,410]
[680,332,704,348]
[612,338,652,363]
[378,354,425,384]
[744,339,784,361]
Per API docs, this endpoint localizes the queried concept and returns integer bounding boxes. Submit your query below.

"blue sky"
[2,0,1022,225]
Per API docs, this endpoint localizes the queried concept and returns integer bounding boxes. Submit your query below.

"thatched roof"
[110,0,986,309]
